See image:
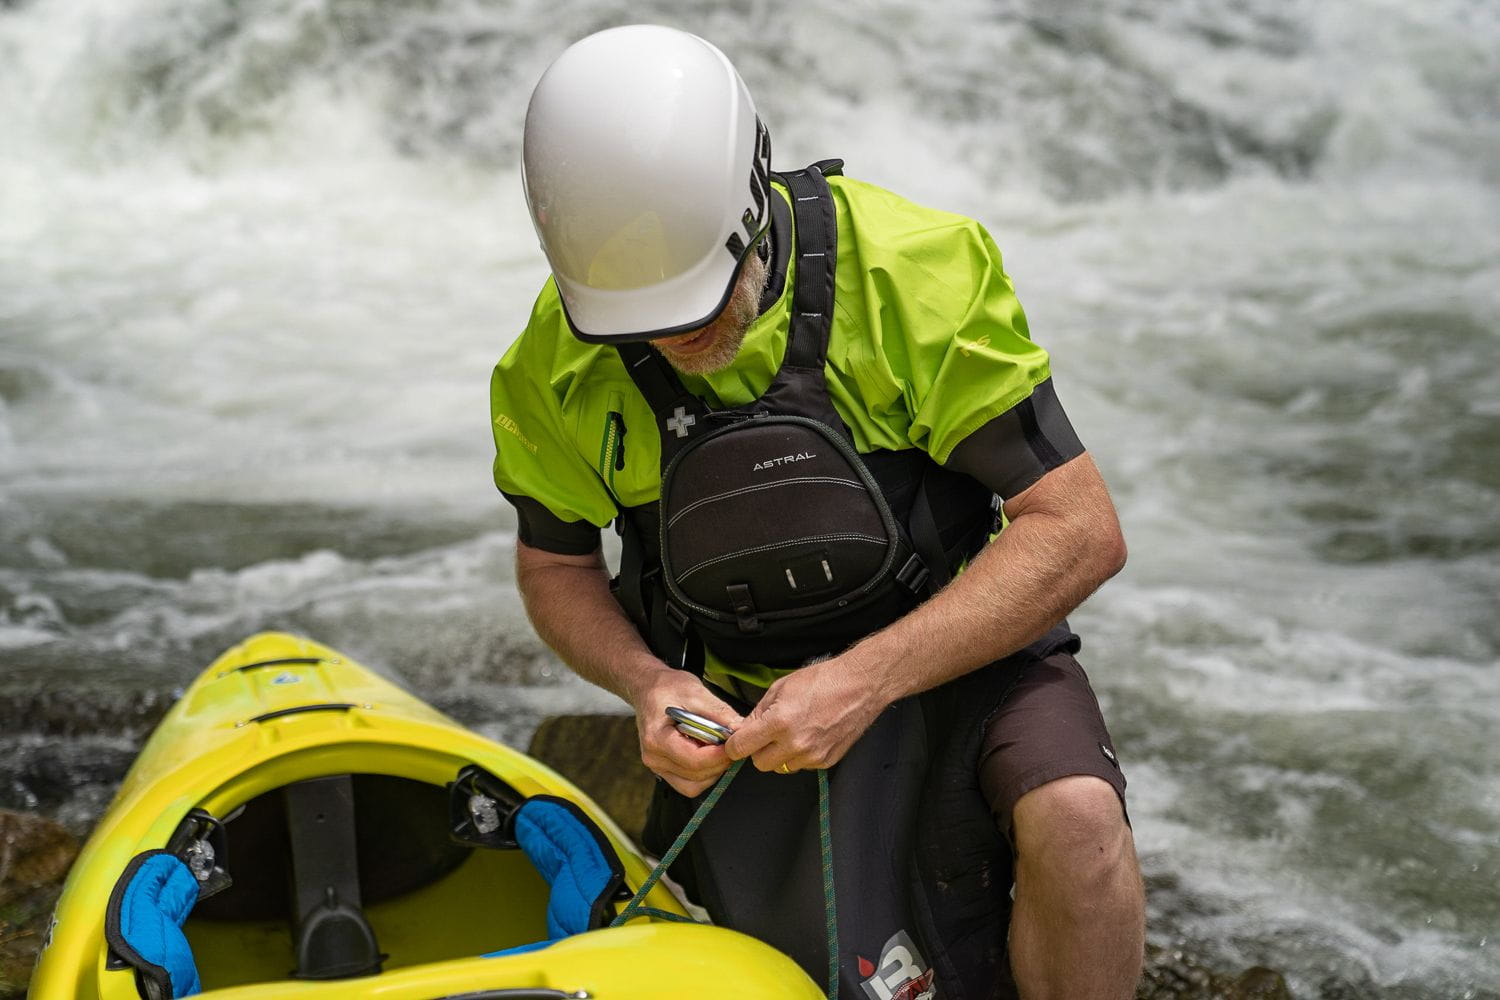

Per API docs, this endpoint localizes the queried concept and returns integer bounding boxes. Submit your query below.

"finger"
[722,699,785,760]
[685,699,746,731]
[649,748,732,796]
[750,747,796,774]
[646,736,732,782]
[723,721,774,761]
[663,773,717,798]
[742,730,799,773]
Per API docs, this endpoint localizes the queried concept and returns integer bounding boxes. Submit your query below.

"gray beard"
[657,251,768,376]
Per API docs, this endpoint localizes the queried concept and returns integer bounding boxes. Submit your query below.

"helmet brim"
[555,220,770,344]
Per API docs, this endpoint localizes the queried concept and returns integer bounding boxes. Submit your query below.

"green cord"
[609,759,745,928]
[818,768,839,1000]
[609,759,841,1000]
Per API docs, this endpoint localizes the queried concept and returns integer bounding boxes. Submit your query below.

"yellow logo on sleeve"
[959,335,991,357]
[494,413,539,454]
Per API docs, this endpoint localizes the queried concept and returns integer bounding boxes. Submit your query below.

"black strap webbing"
[616,341,705,421]
[908,470,952,593]
[283,776,382,980]
[777,161,841,372]
[613,515,649,634]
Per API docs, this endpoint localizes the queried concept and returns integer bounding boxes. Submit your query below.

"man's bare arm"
[514,541,746,795]
[866,451,1127,700]
[724,453,1126,772]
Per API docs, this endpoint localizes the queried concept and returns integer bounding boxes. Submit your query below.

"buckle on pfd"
[895,554,930,595]
[726,583,762,634]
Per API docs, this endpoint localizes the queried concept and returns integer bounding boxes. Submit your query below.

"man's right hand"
[630,667,745,798]
[513,540,745,797]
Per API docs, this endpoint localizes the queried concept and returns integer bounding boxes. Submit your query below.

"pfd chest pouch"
[657,410,927,665]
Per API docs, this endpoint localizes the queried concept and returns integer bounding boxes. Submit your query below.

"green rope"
[818,767,839,1000]
[609,758,745,928]
[609,759,841,1000]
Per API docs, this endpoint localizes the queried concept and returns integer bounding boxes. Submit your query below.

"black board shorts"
[978,648,1129,841]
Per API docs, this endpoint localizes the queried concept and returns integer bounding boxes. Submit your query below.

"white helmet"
[522,25,773,343]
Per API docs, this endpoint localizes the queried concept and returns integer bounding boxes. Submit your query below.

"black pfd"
[611,159,996,678]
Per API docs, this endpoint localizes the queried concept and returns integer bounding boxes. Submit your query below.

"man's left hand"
[722,655,887,774]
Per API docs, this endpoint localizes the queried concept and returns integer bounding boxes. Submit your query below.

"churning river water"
[2,1,1497,996]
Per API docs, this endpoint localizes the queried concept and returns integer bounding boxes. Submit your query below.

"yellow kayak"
[30,633,823,999]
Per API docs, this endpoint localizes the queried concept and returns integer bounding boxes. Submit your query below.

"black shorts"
[978,649,1128,840]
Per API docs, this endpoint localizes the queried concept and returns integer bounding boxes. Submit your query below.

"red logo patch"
[890,969,935,1000]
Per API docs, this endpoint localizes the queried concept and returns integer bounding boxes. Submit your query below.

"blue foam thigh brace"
[483,797,622,957]
[108,852,202,998]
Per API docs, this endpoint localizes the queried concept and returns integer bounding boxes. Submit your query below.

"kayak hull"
[30,633,822,999]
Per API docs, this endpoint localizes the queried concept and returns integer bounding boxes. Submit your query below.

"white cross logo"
[666,406,696,438]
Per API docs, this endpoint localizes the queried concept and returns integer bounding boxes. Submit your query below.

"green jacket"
[491,173,1076,557]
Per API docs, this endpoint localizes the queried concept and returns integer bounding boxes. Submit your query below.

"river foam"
[2,1,1497,994]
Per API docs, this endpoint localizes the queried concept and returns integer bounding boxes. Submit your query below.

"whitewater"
[2,1,1497,996]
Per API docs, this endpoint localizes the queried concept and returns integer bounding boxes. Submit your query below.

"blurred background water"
[1,0,1497,995]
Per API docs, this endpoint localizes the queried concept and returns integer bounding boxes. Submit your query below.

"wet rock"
[1232,967,1294,999]
[0,811,76,889]
[1137,943,1292,999]
[527,713,654,844]
[0,810,79,999]
[0,687,172,740]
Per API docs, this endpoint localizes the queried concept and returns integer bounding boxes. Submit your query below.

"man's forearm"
[513,546,670,707]
[514,540,748,797]
[851,454,1126,702]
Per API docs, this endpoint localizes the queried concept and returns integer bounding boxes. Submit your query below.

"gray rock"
[526,713,654,845]
[1137,944,1292,999]
[0,810,79,999]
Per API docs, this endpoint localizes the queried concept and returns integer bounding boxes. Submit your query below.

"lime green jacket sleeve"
[828,178,1056,469]
[490,284,617,549]
[904,226,1054,463]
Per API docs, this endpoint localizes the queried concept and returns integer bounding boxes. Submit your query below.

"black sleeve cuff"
[942,378,1086,499]
[501,491,602,555]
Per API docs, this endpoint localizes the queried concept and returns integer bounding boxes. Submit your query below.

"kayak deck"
[31,634,823,999]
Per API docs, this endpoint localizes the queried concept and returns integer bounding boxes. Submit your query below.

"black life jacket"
[611,160,996,677]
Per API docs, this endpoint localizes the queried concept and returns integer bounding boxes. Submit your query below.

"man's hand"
[630,668,746,797]
[722,656,886,774]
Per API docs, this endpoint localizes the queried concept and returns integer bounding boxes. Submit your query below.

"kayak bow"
[31,633,821,999]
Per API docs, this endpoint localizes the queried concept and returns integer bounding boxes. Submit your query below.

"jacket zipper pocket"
[598,401,627,498]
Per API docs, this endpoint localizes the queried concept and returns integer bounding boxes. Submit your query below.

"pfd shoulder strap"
[777,159,842,373]
[614,341,709,470]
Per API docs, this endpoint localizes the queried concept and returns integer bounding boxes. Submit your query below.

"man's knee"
[1012,774,1135,883]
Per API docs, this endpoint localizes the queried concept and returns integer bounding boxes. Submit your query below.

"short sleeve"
[899,224,1056,464]
[489,301,615,555]
[943,377,1085,500]
[859,218,1079,502]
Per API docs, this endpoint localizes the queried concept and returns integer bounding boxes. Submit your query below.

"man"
[491,24,1144,999]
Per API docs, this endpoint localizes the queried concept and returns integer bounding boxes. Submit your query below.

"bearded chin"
[662,324,749,375]
[657,252,767,376]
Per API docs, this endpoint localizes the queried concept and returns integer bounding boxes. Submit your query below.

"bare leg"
[1008,774,1145,1000]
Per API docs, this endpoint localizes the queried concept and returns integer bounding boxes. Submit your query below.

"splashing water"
[2,1,1497,995]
